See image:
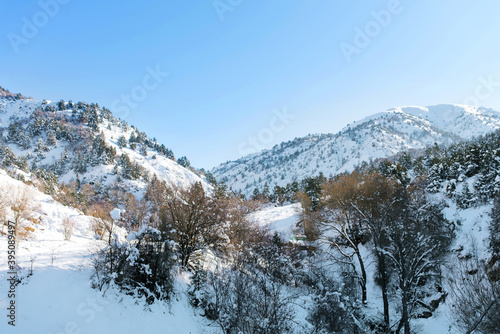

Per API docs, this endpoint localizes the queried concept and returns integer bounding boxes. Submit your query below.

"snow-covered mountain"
[0,87,208,198]
[213,104,500,196]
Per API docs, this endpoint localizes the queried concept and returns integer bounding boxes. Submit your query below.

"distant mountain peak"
[213,104,500,196]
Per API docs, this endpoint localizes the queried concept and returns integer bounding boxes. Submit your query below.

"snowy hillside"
[213,104,500,196]
[244,191,495,334]
[246,203,301,240]
[0,169,209,334]
[0,92,209,200]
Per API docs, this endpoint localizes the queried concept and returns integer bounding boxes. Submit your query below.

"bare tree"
[121,192,148,230]
[87,202,113,242]
[384,186,452,334]
[197,262,295,334]
[62,217,76,241]
[162,182,223,267]
[0,187,7,234]
[319,172,369,304]
[6,184,38,240]
[448,247,500,334]
[352,171,399,331]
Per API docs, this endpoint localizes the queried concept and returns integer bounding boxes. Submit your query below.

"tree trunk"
[355,247,367,304]
[400,244,411,334]
[379,253,390,332]
[402,290,410,334]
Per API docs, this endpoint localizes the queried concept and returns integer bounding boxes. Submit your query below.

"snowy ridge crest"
[213,104,500,196]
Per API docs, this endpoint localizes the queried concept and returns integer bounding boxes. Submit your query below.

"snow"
[0,97,211,202]
[110,208,122,221]
[1,95,498,333]
[213,103,500,196]
[246,203,301,240]
[243,192,494,333]
[99,119,209,192]
[0,170,213,334]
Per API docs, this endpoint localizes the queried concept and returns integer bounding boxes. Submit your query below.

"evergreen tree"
[117,135,127,148]
[205,172,217,186]
[252,187,260,200]
[7,122,20,143]
[87,106,99,131]
[57,100,66,111]
[262,182,270,199]
[35,137,47,154]
[177,156,191,168]
[490,196,500,255]
[129,132,136,144]
[46,129,57,146]
[140,145,148,156]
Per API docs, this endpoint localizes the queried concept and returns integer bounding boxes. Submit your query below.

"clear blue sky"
[2,1,500,169]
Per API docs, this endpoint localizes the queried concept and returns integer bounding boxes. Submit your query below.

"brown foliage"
[87,202,113,241]
[6,184,39,241]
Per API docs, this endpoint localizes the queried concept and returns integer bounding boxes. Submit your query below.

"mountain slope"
[212,104,500,195]
[0,90,209,199]
[0,168,207,334]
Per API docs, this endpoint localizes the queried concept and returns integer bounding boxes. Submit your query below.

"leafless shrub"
[0,188,6,235]
[448,251,500,334]
[90,217,107,240]
[62,217,76,241]
[87,203,113,242]
[5,184,39,241]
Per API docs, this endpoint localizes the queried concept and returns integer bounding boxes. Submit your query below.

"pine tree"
[253,187,260,200]
[177,156,191,168]
[129,132,136,144]
[35,137,47,153]
[7,122,20,143]
[57,100,66,111]
[117,135,127,149]
[140,145,148,156]
[87,106,99,131]
[46,130,57,146]
[490,196,500,255]
[263,182,270,199]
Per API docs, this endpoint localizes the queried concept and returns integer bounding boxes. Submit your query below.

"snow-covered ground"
[0,163,493,333]
[246,203,301,240]
[245,196,493,334]
[0,170,212,334]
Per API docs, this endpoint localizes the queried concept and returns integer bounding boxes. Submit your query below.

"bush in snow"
[189,263,295,334]
[448,250,500,334]
[307,264,364,334]
[91,226,174,304]
[62,217,76,241]
[5,184,39,241]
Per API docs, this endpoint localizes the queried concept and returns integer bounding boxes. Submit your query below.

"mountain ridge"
[212,104,500,196]
[0,90,209,200]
